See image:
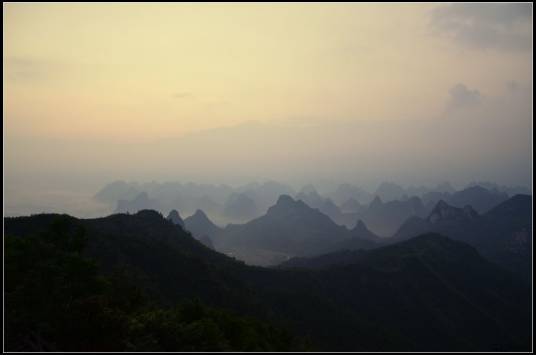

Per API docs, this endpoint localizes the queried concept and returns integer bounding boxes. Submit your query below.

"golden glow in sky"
[3,3,533,214]
[4,3,531,140]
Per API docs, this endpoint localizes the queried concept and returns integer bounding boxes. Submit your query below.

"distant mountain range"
[5,213,531,351]
[212,195,376,266]
[97,180,298,225]
[294,186,354,226]
[350,195,427,237]
[97,180,528,218]
[277,193,532,281]
[98,180,528,242]
[392,194,532,278]
[167,209,214,248]
[114,186,530,272]
[445,185,509,213]
[222,193,259,223]
[336,185,513,237]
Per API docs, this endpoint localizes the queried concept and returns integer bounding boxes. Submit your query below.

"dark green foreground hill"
[4,211,532,351]
[5,213,303,352]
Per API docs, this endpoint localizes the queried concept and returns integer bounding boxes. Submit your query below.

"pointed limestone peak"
[276,194,296,206]
[167,209,184,227]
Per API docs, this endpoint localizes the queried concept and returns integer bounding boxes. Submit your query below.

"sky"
[3,3,533,215]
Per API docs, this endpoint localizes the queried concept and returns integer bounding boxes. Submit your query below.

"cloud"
[430,3,532,51]
[446,83,481,111]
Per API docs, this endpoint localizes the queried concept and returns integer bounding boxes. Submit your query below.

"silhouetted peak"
[350,219,379,240]
[484,194,531,218]
[167,209,180,218]
[370,196,383,209]
[267,195,312,216]
[187,209,218,227]
[192,209,209,219]
[167,209,184,227]
[183,209,221,238]
[427,200,478,223]
[276,194,296,206]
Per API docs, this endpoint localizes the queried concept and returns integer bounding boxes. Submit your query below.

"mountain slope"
[295,187,347,226]
[214,195,374,265]
[4,213,531,351]
[277,233,530,351]
[477,194,532,277]
[351,219,380,240]
[184,209,222,239]
[353,195,427,237]
[167,209,185,227]
[4,216,305,352]
[392,195,532,277]
[427,200,479,223]
[447,186,509,213]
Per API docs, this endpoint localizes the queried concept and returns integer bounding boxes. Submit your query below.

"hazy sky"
[3,3,533,214]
